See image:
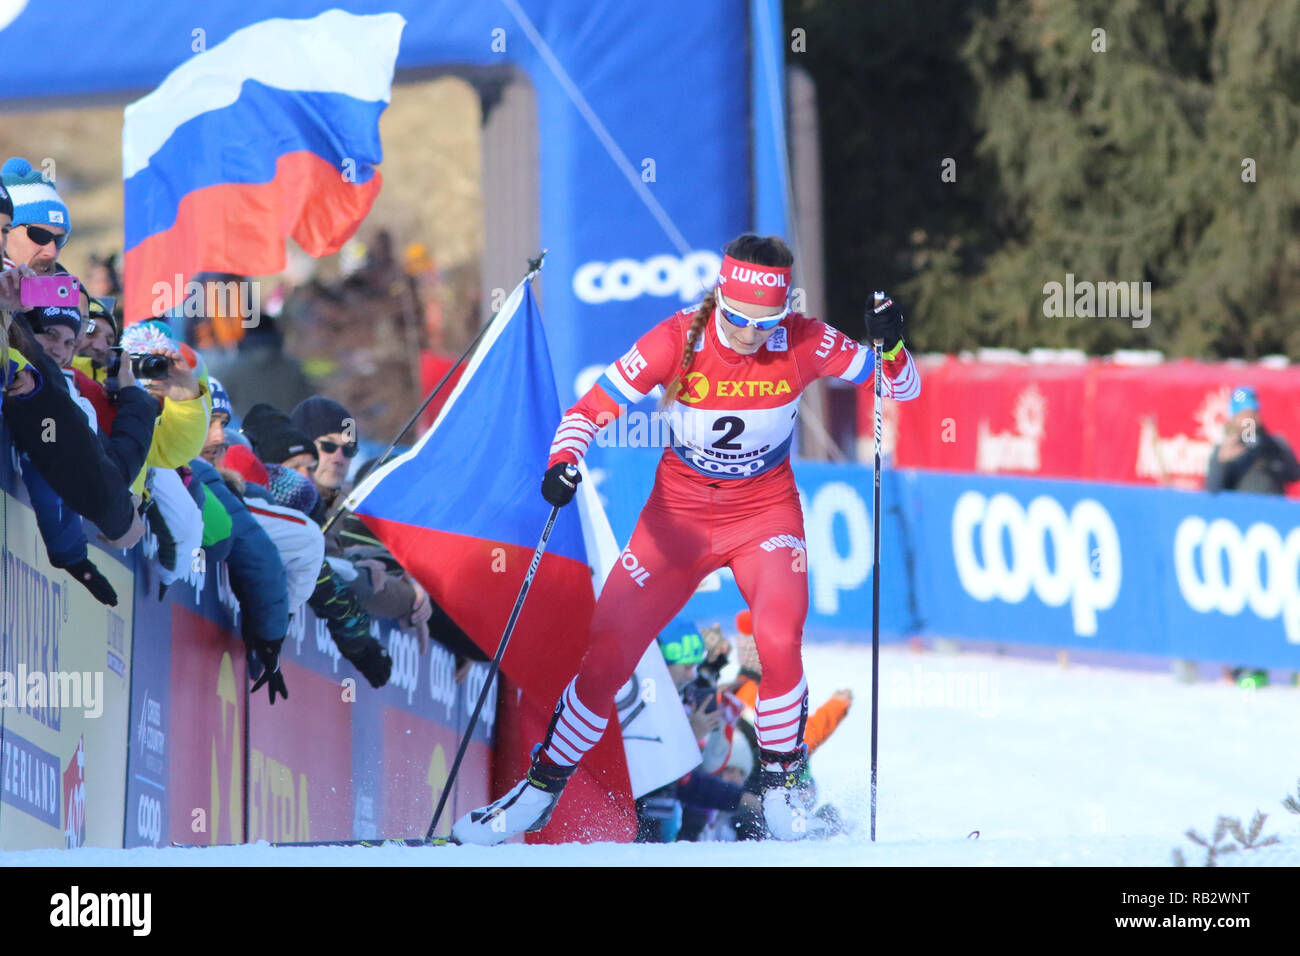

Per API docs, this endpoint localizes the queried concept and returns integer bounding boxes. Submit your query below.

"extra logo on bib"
[675,373,792,404]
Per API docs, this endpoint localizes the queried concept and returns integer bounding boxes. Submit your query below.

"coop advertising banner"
[596,448,1300,668]
[1,487,134,850]
[903,470,1300,668]
[124,557,495,848]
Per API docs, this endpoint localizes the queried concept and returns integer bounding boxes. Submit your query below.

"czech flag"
[121,10,404,323]
[344,278,639,843]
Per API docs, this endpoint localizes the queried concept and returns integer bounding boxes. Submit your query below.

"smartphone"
[20,275,80,309]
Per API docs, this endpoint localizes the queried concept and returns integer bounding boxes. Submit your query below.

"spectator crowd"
[1,154,486,704]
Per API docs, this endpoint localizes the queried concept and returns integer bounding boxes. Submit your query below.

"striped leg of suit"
[754,675,808,754]
[540,677,609,768]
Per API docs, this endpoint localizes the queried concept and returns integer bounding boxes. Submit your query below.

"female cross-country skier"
[453,233,920,844]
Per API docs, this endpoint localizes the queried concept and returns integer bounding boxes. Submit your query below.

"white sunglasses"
[717,292,789,330]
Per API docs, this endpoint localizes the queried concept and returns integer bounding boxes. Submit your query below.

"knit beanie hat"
[221,443,269,488]
[265,463,321,515]
[119,320,176,355]
[290,395,352,441]
[2,157,70,237]
[25,304,82,336]
[1228,386,1260,417]
[208,377,233,422]
[86,295,118,337]
[657,617,707,666]
[243,403,317,465]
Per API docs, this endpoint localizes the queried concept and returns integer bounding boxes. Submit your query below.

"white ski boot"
[758,746,831,841]
[451,748,575,846]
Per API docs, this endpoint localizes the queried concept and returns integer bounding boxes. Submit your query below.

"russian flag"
[121,10,404,323]
[345,278,639,843]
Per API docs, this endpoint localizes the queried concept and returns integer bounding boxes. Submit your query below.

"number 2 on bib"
[712,416,745,449]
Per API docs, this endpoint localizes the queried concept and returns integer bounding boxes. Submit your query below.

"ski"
[169,837,456,849]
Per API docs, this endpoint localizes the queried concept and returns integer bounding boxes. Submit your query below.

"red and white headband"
[715,254,791,307]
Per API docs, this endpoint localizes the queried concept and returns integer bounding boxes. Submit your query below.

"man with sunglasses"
[291,395,442,651]
[1,174,144,549]
[2,157,70,276]
[75,291,118,375]
[290,395,358,509]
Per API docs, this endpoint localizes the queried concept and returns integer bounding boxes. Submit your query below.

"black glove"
[865,292,905,355]
[541,462,581,507]
[65,559,118,606]
[140,496,177,572]
[249,638,289,705]
[342,638,393,689]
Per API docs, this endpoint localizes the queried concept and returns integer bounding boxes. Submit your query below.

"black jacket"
[1206,428,1300,495]
[3,335,138,539]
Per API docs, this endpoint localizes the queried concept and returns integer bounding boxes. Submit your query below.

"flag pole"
[321,250,548,536]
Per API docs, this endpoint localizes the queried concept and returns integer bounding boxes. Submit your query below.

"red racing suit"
[542,305,920,763]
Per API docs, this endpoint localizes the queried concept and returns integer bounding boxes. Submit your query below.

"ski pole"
[425,468,573,840]
[870,291,885,843]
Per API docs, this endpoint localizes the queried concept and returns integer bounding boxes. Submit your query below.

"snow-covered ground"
[4,642,1299,866]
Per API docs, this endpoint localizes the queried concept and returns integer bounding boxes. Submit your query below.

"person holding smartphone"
[2,156,70,276]
[1206,386,1300,495]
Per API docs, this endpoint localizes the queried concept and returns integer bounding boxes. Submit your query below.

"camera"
[697,650,728,685]
[682,674,718,713]
[682,649,729,713]
[19,274,79,308]
[105,348,170,399]
[131,352,171,379]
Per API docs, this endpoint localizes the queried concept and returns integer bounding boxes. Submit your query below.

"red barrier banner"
[873,356,1300,497]
[248,661,354,844]
[380,706,466,841]
[168,604,245,846]
[880,357,1090,478]
[1089,362,1300,496]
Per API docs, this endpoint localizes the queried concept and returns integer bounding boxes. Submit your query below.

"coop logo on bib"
[687,450,766,477]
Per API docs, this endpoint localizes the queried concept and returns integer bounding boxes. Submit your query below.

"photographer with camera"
[666,621,739,773]
[1206,386,1300,495]
[10,301,156,601]
[116,321,212,488]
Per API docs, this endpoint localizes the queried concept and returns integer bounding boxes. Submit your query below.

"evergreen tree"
[791,0,1300,358]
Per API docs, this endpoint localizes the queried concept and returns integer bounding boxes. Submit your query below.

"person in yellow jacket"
[70,312,212,493]
[116,320,212,494]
